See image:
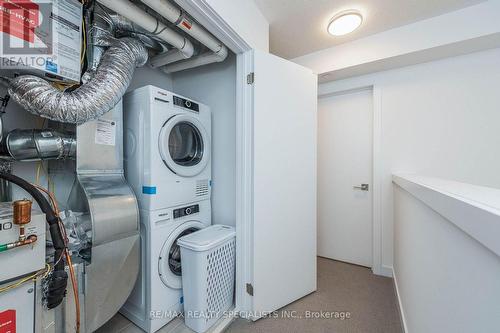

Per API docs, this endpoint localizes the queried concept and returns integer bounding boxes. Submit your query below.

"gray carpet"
[226,257,403,333]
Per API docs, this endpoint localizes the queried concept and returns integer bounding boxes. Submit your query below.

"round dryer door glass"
[168,122,203,167]
[168,226,198,276]
[158,221,205,289]
[159,115,210,177]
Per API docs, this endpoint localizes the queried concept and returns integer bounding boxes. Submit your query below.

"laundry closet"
[0,1,317,333]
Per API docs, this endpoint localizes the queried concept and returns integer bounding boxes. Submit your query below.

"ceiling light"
[327,11,363,36]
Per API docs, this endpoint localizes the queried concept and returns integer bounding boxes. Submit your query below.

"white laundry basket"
[178,224,236,333]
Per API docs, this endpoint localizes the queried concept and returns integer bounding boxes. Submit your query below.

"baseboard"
[380,265,393,277]
[210,311,236,333]
[372,264,393,277]
[392,268,409,333]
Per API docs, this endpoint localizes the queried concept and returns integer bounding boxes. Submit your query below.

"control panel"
[173,95,199,112]
[173,204,200,219]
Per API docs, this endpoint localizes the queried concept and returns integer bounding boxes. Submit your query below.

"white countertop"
[393,174,500,257]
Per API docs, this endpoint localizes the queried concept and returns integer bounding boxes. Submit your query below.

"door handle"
[353,184,369,191]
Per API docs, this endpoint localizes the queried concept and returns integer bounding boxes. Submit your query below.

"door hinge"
[247,72,254,84]
[246,283,254,296]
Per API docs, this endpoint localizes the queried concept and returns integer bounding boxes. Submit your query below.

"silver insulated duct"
[5,129,76,161]
[1,37,148,124]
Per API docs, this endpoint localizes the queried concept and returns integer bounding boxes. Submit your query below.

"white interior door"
[318,89,373,267]
[249,50,317,318]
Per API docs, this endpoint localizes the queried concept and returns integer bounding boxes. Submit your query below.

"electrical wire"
[32,184,80,333]
[34,118,55,194]
[0,263,51,293]
[81,17,87,65]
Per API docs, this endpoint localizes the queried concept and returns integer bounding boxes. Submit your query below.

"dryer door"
[159,114,210,177]
[158,220,205,289]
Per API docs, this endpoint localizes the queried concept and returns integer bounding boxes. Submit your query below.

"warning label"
[95,119,116,146]
[180,17,193,30]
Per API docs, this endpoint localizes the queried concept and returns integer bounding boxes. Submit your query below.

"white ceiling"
[254,0,486,59]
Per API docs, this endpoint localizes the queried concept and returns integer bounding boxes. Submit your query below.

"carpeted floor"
[226,257,403,333]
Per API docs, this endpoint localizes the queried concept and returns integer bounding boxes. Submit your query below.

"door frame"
[318,85,388,277]
[171,0,256,318]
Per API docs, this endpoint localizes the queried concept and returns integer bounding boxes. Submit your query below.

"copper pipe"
[13,199,32,225]
[0,234,37,252]
[13,199,32,241]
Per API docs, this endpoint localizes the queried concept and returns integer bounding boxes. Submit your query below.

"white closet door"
[249,49,317,318]
[318,89,373,267]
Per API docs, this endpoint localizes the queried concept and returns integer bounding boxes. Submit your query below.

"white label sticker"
[95,119,116,146]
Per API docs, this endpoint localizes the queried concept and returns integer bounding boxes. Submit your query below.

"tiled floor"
[97,257,402,333]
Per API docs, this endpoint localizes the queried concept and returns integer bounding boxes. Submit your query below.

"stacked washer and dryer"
[121,85,212,333]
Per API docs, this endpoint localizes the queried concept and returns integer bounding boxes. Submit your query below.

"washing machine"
[121,200,211,333]
[124,85,211,210]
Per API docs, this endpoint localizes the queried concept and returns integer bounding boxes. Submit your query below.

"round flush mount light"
[327,11,363,36]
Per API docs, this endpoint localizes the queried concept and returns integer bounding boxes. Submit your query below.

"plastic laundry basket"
[178,224,236,333]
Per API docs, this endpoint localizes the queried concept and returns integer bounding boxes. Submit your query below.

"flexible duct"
[0,37,148,124]
[107,14,167,52]
[3,129,76,161]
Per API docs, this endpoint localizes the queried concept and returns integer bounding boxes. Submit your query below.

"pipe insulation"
[97,0,194,58]
[0,171,67,308]
[143,0,228,69]
[0,37,148,124]
[0,161,11,202]
[4,129,76,161]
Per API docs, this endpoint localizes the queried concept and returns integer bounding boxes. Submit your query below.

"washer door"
[159,114,210,177]
[158,221,204,289]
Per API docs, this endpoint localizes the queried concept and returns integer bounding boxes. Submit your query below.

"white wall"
[319,48,500,272]
[127,66,173,92]
[393,184,500,332]
[172,54,236,226]
[204,0,269,52]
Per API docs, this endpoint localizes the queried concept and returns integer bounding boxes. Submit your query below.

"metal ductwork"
[4,129,76,161]
[46,103,140,333]
[1,37,148,124]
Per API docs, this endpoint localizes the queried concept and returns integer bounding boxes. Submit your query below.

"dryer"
[120,200,211,333]
[124,85,211,210]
